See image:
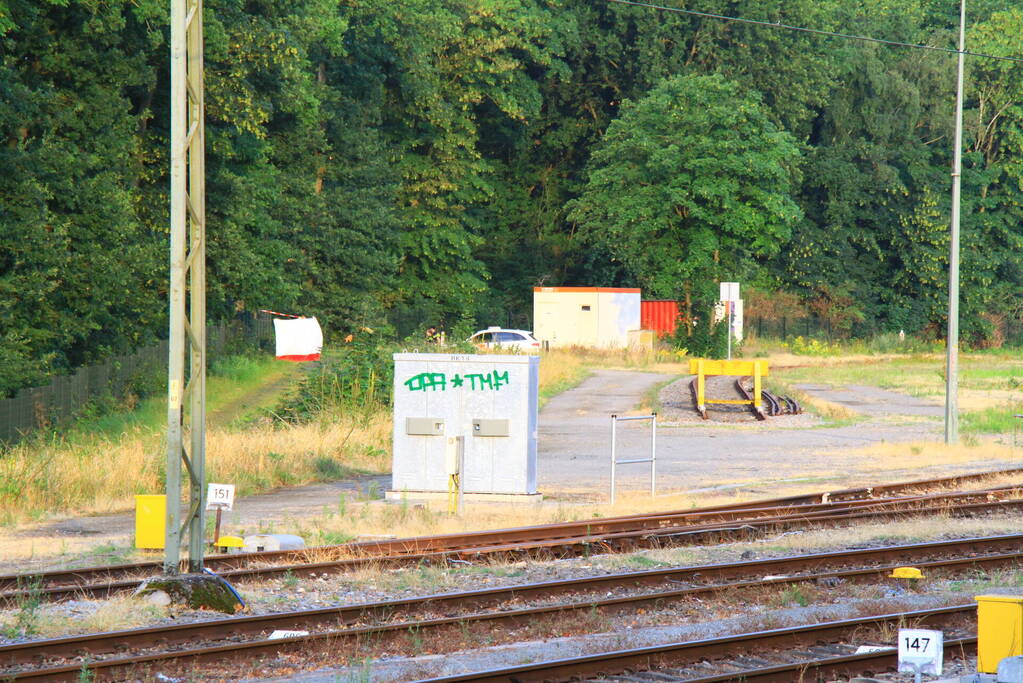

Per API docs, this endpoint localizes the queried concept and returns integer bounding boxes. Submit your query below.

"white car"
[467,327,541,352]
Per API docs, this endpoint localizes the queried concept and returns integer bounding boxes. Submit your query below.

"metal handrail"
[610,413,657,504]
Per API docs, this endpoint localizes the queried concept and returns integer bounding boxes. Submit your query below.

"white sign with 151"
[206,483,235,511]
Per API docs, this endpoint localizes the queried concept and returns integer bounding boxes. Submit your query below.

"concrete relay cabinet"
[389,353,539,499]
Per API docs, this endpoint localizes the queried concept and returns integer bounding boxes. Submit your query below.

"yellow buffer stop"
[976,594,1023,673]
[134,494,166,550]
[687,359,769,377]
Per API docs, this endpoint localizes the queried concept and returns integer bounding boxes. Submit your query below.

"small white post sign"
[205,483,235,511]
[719,281,740,302]
[898,628,943,677]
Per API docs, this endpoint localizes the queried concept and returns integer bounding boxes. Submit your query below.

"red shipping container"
[641,300,681,338]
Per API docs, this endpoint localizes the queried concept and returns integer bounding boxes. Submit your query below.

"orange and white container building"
[533,287,641,349]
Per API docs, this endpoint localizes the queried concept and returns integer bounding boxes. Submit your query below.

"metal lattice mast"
[166,0,206,575]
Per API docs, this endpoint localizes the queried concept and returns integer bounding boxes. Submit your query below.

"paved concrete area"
[537,370,1003,498]
[793,383,944,418]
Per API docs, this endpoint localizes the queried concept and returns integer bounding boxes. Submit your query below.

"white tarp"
[273,317,323,361]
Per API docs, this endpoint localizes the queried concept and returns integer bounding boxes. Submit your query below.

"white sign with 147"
[898,628,942,677]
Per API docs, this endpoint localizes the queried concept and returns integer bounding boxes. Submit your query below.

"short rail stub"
[689,358,769,419]
[610,413,657,505]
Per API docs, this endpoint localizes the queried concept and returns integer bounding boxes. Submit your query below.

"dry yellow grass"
[277,488,738,547]
[842,440,1021,470]
[959,388,1021,412]
[0,349,600,528]
[0,411,391,526]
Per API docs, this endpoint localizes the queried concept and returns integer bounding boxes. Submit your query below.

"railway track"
[5,468,1023,605]
[420,605,976,682]
[3,533,1014,681]
[687,375,799,420]
[733,378,801,419]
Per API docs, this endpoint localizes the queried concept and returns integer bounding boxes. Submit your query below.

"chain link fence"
[749,316,1023,346]
[0,313,273,444]
[748,316,879,340]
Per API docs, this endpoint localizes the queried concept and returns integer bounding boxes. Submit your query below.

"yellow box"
[976,594,1023,673]
[135,494,166,549]
[688,358,769,377]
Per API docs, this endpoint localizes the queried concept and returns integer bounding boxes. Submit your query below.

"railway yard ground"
[4,351,1023,681]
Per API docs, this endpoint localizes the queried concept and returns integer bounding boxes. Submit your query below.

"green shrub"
[784,336,840,356]
[275,329,393,422]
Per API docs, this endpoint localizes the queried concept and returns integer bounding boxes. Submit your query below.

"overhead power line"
[607,0,1023,64]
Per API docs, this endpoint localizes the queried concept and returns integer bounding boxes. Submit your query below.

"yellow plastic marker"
[215,535,245,553]
[976,594,1023,673]
[889,566,924,579]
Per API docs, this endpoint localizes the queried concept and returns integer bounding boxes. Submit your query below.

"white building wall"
[391,353,539,495]
[533,287,640,348]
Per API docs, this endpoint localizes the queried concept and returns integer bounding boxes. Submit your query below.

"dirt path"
[207,362,303,428]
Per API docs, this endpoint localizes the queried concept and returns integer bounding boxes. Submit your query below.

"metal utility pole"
[165,0,207,574]
[944,0,966,445]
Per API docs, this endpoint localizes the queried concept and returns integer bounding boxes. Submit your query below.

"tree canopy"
[3,0,1023,394]
[568,73,802,303]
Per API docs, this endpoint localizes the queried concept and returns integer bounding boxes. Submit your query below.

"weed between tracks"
[0,595,165,641]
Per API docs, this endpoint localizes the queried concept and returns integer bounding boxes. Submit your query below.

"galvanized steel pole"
[610,415,617,505]
[650,413,657,497]
[165,0,207,574]
[185,0,207,572]
[944,0,966,445]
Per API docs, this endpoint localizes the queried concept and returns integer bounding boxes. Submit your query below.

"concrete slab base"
[385,490,544,504]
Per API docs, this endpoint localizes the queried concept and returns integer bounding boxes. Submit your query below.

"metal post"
[186,0,207,574]
[165,0,206,575]
[650,413,657,497]
[610,414,657,504]
[726,302,732,360]
[697,359,705,415]
[610,414,617,505]
[753,362,762,410]
[457,435,465,516]
[944,0,966,445]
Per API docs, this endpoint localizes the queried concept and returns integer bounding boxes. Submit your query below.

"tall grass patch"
[539,350,591,406]
[0,412,391,525]
[0,349,385,526]
[962,404,1023,436]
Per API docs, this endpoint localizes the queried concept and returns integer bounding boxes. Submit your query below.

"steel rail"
[5,547,1001,681]
[412,605,975,682]
[6,485,1023,605]
[675,638,975,682]
[740,376,769,419]
[5,467,1023,599]
[765,388,777,417]
[5,534,1022,678]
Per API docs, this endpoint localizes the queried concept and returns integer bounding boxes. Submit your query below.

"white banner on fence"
[273,317,323,362]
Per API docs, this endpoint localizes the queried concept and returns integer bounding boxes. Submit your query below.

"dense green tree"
[7,0,1023,396]
[568,73,802,315]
